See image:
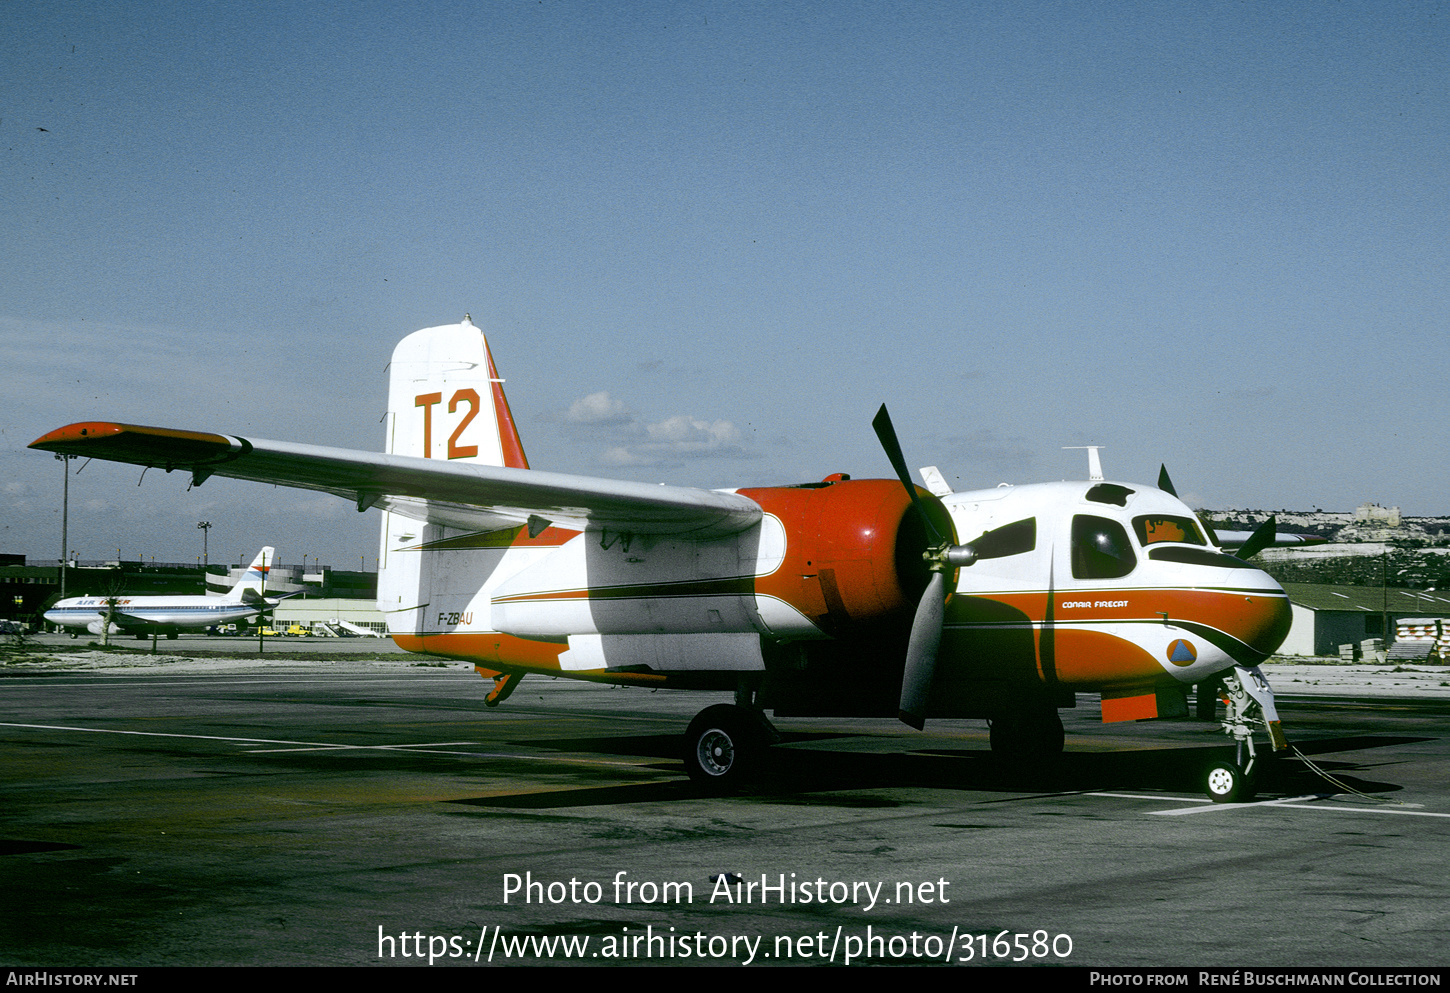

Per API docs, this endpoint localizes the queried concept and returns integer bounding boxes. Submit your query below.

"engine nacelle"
[743,477,955,635]
[86,620,121,636]
[488,477,954,644]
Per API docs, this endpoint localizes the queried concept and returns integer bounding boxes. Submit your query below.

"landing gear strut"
[1207,665,1287,803]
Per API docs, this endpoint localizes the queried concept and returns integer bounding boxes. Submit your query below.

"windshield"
[1132,515,1206,547]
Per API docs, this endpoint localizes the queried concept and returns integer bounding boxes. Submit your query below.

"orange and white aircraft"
[31,318,1299,801]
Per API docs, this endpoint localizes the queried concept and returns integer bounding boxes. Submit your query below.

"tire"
[684,704,763,788]
[1204,761,1256,803]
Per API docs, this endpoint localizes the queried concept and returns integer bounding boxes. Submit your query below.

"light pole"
[55,454,75,600]
[197,521,212,568]
[1380,544,1411,659]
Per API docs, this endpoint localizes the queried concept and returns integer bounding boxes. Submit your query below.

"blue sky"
[3,1,1446,569]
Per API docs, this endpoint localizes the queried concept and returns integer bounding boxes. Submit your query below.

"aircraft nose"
[1230,577,1293,663]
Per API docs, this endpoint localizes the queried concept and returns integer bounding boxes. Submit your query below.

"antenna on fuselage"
[1063,446,1104,481]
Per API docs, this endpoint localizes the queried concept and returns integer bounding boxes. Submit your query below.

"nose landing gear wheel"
[1204,761,1256,803]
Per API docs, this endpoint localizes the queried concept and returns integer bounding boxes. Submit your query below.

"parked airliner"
[44,547,277,638]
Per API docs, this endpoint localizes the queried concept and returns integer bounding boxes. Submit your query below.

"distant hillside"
[1201,510,1450,590]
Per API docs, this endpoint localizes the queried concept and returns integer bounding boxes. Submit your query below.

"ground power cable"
[1289,743,1408,806]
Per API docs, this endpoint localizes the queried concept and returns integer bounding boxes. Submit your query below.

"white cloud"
[556,390,755,467]
[601,445,653,466]
[608,416,752,465]
[566,391,635,426]
[645,416,741,450]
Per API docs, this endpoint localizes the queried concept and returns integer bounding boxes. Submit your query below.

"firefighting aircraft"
[44,547,278,638]
[32,318,1300,802]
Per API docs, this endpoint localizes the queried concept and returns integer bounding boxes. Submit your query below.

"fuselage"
[44,595,262,634]
[379,476,1290,719]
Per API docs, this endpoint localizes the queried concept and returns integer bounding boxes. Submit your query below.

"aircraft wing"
[1215,530,1327,548]
[30,422,763,539]
[103,610,151,633]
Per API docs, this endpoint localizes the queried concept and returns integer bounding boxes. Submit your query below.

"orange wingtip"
[29,422,239,462]
[30,421,129,448]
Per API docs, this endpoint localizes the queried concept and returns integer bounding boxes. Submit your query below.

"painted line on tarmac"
[4,720,496,755]
[0,721,647,766]
[2,720,357,748]
[242,740,481,753]
[1089,791,1449,818]
[1196,800,1450,818]
[1141,794,1321,815]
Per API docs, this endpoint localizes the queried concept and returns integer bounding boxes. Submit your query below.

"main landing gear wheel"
[988,708,1065,761]
[1204,761,1256,804]
[683,704,769,789]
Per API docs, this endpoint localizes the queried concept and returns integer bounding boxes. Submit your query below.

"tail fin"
[225,547,275,602]
[383,315,529,467]
[378,317,531,640]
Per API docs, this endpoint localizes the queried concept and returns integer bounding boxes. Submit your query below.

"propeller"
[1233,515,1277,561]
[872,405,977,730]
[1159,463,1286,553]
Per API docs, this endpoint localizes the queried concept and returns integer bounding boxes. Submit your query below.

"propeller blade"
[898,571,948,729]
[872,405,974,729]
[1234,514,1277,560]
[1157,464,1178,497]
[1157,464,1223,544]
[872,404,944,544]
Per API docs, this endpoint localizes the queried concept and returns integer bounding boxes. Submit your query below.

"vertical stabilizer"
[225,547,275,601]
[378,317,530,639]
[383,315,528,466]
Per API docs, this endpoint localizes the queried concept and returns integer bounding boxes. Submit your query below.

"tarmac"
[3,635,1448,969]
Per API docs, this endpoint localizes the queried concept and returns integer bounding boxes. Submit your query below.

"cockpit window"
[1132,515,1207,547]
[970,518,1036,560]
[1071,515,1137,579]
